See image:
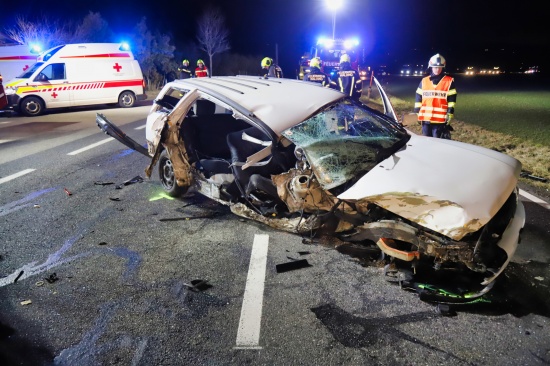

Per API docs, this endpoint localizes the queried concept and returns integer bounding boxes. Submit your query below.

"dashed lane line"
[235,234,269,349]
[0,139,13,145]
[0,169,36,184]
[519,189,550,210]
[67,137,114,156]
[134,125,146,130]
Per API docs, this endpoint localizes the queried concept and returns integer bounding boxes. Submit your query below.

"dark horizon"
[1,0,547,75]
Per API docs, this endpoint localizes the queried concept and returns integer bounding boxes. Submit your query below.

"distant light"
[326,0,343,10]
[343,40,353,49]
[119,42,130,51]
[29,44,42,54]
[324,39,334,48]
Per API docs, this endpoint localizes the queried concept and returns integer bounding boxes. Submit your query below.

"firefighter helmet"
[182,59,189,65]
[310,57,321,68]
[261,57,273,68]
[340,54,351,63]
[197,59,205,66]
[428,54,446,68]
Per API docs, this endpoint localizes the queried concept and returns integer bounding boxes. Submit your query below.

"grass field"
[364,74,550,192]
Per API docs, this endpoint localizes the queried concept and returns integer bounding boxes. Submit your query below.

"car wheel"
[21,96,45,116]
[158,150,186,197]
[118,91,136,108]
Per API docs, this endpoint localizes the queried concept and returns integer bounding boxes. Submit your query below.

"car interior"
[179,98,296,208]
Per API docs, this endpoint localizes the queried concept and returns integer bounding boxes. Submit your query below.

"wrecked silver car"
[96,76,525,302]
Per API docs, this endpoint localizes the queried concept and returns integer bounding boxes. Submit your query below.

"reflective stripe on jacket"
[418,75,453,123]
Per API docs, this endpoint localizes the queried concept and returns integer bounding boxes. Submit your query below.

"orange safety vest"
[418,75,453,123]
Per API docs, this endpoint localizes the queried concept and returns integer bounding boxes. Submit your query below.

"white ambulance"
[3,43,147,116]
[0,44,40,82]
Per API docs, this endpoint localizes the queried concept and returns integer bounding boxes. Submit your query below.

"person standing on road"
[178,59,193,79]
[304,57,331,87]
[195,59,209,78]
[337,54,362,101]
[261,57,283,78]
[414,53,457,138]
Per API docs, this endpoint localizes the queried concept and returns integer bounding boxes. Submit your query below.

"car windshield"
[17,62,43,78]
[283,99,409,189]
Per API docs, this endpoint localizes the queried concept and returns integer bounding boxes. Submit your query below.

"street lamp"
[326,0,343,39]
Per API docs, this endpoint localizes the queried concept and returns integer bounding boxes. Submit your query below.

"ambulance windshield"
[18,63,43,78]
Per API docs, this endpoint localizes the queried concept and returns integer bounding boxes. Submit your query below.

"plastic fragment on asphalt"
[276,259,312,273]
[63,188,72,196]
[534,276,544,281]
[159,213,220,222]
[33,204,40,208]
[94,181,115,186]
[44,273,59,284]
[115,175,144,189]
[14,270,24,283]
[109,197,121,201]
[98,242,108,246]
[298,251,311,256]
[35,281,45,287]
[183,279,212,292]
[20,300,32,306]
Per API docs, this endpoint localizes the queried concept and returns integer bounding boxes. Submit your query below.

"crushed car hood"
[338,134,522,240]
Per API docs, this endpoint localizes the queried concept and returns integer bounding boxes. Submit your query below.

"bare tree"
[3,16,71,49]
[196,7,230,76]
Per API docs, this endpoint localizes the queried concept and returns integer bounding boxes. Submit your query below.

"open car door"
[373,76,398,122]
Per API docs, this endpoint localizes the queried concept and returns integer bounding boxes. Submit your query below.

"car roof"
[166,76,344,134]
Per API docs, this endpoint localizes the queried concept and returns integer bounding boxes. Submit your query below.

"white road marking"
[235,234,269,349]
[519,189,550,210]
[0,139,12,144]
[0,169,36,184]
[0,121,12,124]
[67,137,114,155]
[134,125,146,130]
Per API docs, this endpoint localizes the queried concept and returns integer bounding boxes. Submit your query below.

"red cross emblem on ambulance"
[113,63,122,72]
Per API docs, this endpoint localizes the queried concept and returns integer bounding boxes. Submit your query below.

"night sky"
[1,0,547,74]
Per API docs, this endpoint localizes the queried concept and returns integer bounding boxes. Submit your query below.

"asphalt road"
[1,103,549,365]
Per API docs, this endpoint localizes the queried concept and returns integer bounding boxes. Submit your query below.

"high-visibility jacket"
[304,67,331,87]
[195,66,209,78]
[415,75,456,123]
[337,63,362,100]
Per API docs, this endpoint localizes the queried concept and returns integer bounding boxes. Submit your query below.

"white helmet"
[428,53,446,68]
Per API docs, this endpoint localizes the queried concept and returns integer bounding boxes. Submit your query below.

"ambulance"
[3,43,146,116]
[0,44,40,82]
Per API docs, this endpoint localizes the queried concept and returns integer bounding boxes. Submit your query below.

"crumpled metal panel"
[355,193,482,241]
[272,169,336,213]
[230,203,322,233]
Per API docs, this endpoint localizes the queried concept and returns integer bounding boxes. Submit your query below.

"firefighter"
[261,57,283,78]
[304,57,331,87]
[195,59,209,78]
[178,59,192,79]
[414,53,457,138]
[337,54,362,101]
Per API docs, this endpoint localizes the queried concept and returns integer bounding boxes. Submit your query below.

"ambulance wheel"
[118,91,136,108]
[21,96,45,117]
[159,150,187,197]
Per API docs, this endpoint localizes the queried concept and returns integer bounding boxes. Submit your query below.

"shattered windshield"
[283,99,409,189]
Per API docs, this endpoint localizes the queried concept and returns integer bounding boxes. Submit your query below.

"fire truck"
[298,38,360,81]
